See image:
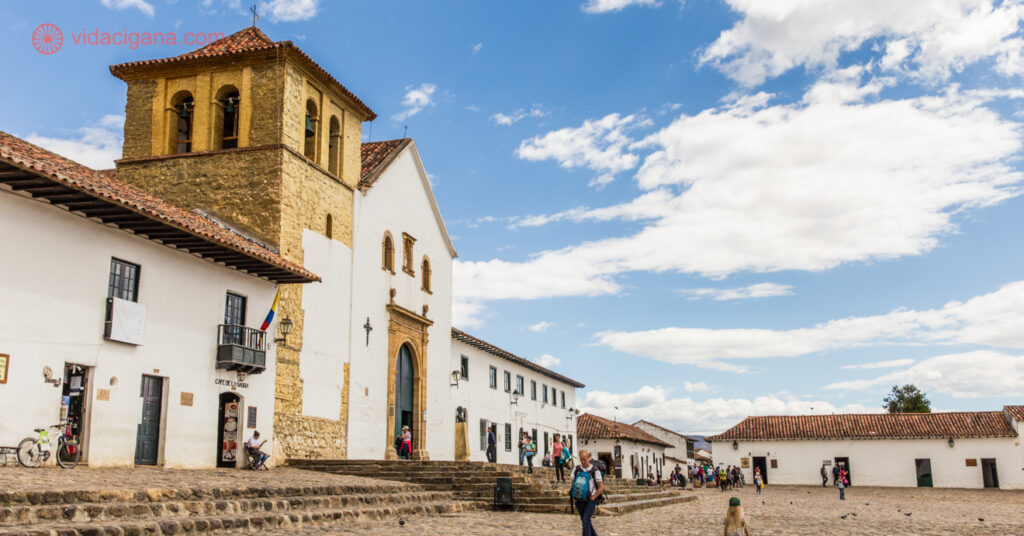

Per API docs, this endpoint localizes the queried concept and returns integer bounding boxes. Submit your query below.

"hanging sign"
[0,354,8,384]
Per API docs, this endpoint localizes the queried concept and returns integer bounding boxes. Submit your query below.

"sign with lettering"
[966,458,978,467]
[214,378,248,389]
[247,406,258,428]
[740,457,750,468]
[96,388,110,401]
[180,392,194,406]
[0,354,8,384]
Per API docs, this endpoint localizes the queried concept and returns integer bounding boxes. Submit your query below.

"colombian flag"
[260,287,281,331]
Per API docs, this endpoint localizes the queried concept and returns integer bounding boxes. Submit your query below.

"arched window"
[328,115,341,176]
[325,214,333,240]
[170,91,194,154]
[215,85,240,150]
[382,232,395,273]
[421,256,432,293]
[303,100,319,161]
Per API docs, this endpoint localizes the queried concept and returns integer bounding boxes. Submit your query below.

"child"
[838,470,847,501]
[754,469,763,495]
[724,497,751,536]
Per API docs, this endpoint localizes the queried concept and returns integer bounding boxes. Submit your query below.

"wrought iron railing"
[216,324,267,373]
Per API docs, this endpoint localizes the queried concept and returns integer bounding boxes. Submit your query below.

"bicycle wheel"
[56,440,81,469]
[16,437,41,468]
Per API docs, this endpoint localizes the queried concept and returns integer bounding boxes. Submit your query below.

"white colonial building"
[634,420,696,471]
[346,138,457,461]
[708,408,1024,489]
[0,132,317,468]
[450,329,584,465]
[578,413,672,480]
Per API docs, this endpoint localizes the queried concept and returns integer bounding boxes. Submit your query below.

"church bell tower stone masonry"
[109,27,374,459]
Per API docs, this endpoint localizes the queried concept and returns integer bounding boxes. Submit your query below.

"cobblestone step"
[0,500,482,536]
[0,490,455,526]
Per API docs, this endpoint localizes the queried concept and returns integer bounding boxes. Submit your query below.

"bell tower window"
[216,86,240,150]
[328,115,341,176]
[304,100,319,161]
[171,91,194,154]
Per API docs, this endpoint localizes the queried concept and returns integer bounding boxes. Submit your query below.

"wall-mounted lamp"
[732,440,739,450]
[275,317,293,345]
[510,389,520,406]
[948,437,955,448]
[450,370,460,387]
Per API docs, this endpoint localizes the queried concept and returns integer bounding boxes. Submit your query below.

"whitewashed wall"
[347,144,454,460]
[0,191,279,468]
[451,338,578,465]
[634,421,693,468]
[580,437,666,479]
[712,437,1024,489]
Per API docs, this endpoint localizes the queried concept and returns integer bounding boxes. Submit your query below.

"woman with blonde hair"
[724,497,750,536]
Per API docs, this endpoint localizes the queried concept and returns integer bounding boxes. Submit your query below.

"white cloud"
[515,113,647,188]
[824,351,1024,398]
[581,386,874,434]
[679,282,794,301]
[101,0,155,17]
[528,321,554,333]
[259,0,318,22]
[701,0,1024,86]
[452,299,486,330]
[684,381,713,392]
[472,42,483,54]
[25,115,124,170]
[841,359,916,370]
[465,105,481,112]
[492,106,547,126]
[595,280,1024,370]
[455,81,1023,308]
[581,0,660,14]
[534,354,561,368]
[392,83,437,121]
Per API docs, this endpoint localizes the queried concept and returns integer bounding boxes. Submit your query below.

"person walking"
[519,432,528,466]
[832,464,840,486]
[724,497,751,536]
[753,469,762,495]
[820,465,828,487]
[486,425,497,463]
[399,425,412,460]
[719,465,728,492]
[524,435,536,473]
[838,469,848,501]
[570,449,604,536]
[552,434,565,483]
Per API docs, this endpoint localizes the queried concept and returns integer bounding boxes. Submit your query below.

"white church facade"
[708,408,1024,489]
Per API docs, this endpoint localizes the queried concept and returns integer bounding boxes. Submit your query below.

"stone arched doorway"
[384,303,432,460]
[394,344,415,455]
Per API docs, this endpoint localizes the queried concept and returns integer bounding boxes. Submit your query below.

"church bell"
[305,114,315,138]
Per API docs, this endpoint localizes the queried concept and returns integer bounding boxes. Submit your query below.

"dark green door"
[915,458,933,487]
[394,344,414,445]
[135,375,163,465]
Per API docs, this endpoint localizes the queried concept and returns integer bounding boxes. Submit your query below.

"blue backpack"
[571,467,593,499]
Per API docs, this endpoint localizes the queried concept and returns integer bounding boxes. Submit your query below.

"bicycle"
[17,424,81,469]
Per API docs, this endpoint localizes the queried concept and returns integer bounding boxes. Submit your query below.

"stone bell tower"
[110,26,376,459]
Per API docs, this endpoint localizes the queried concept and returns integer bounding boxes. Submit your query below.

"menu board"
[0,354,8,384]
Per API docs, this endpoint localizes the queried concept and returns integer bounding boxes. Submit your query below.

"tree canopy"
[883,384,932,413]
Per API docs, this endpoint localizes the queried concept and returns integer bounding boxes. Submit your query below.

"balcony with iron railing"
[216,324,267,373]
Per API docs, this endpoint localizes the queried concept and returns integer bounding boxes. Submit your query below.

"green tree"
[883,384,931,413]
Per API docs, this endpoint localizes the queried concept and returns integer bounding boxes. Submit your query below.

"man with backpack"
[569,450,604,536]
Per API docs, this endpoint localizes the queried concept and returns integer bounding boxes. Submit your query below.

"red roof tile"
[578,414,674,448]
[451,328,585,388]
[109,27,375,120]
[1005,406,1024,422]
[360,139,408,183]
[0,130,319,284]
[707,412,1018,442]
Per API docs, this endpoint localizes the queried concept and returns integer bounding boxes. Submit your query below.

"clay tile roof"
[633,420,693,442]
[451,328,585,388]
[577,414,674,448]
[360,138,410,185]
[0,130,319,284]
[109,27,375,120]
[1005,406,1024,422]
[706,412,1019,442]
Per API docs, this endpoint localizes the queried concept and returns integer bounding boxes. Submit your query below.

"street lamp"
[511,389,520,406]
[275,317,293,344]
[450,370,460,387]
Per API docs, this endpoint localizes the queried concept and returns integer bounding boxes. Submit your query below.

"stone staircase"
[0,480,479,535]
[288,459,694,516]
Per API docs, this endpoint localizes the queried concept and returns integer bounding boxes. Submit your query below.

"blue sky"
[3,0,1023,433]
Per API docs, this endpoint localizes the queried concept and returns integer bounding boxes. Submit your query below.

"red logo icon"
[32,23,63,55]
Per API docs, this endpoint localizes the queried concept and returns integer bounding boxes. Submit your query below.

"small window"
[421,257,432,293]
[402,233,416,275]
[108,258,140,302]
[489,366,497,389]
[503,371,511,393]
[216,86,240,150]
[325,214,333,239]
[304,99,319,161]
[530,380,537,400]
[561,391,566,408]
[551,387,557,404]
[460,355,469,380]
[223,292,247,346]
[480,419,488,451]
[328,115,341,175]
[542,384,548,404]
[171,91,194,154]
[382,233,395,273]
[516,375,524,397]
[505,423,512,451]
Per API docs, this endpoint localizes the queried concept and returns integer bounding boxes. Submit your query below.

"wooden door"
[134,375,163,465]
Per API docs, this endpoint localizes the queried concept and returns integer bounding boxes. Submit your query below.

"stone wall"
[122,80,155,160]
